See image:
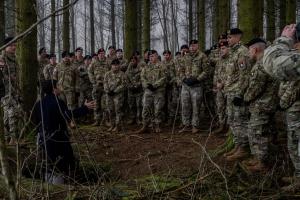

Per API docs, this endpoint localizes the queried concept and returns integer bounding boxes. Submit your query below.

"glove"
[107,90,115,96]
[232,96,244,107]
[183,77,200,86]
[131,85,143,93]
[147,84,156,91]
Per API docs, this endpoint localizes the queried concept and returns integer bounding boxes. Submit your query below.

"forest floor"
[1,113,300,199]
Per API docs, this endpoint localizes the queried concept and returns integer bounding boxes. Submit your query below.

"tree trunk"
[5,0,15,37]
[90,0,95,53]
[197,0,205,51]
[214,0,230,42]
[0,0,5,46]
[63,0,70,51]
[16,0,38,112]
[286,0,296,23]
[111,0,116,47]
[57,0,61,60]
[279,0,286,32]
[124,0,137,60]
[37,0,45,48]
[136,0,142,52]
[142,0,151,51]
[238,0,263,43]
[70,4,76,51]
[266,0,275,42]
[188,0,193,41]
[50,0,56,54]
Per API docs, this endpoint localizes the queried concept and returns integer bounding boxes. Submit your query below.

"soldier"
[53,51,76,110]
[178,40,209,134]
[263,23,300,81]
[138,49,150,69]
[213,41,230,134]
[69,52,75,63]
[237,38,279,172]
[73,47,85,107]
[175,45,189,88]
[116,49,128,72]
[38,47,50,82]
[88,48,110,126]
[104,59,127,133]
[162,50,178,125]
[223,28,251,161]
[126,56,143,125]
[107,46,117,66]
[0,37,24,144]
[78,55,93,106]
[136,50,166,133]
[43,54,57,80]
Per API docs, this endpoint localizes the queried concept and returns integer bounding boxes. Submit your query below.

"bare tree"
[50,0,56,54]
[0,0,5,46]
[63,0,70,51]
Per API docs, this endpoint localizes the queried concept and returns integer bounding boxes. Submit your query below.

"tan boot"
[112,126,119,133]
[223,146,238,157]
[178,126,191,133]
[281,177,300,192]
[135,125,149,134]
[127,119,135,125]
[226,146,249,161]
[192,127,200,134]
[107,126,114,132]
[246,160,268,173]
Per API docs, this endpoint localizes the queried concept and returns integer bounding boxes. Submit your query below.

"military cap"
[189,39,198,45]
[175,51,181,56]
[108,45,116,50]
[3,37,14,45]
[61,51,70,58]
[84,55,92,60]
[149,49,158,55]
[97,48,105,54]
[111,59,120,65]
[75,47,83,52]
[49,53,56,58]
[227,28,243,35]
[218,41,229,48]
[246,38,266,47]
[39,47,46,55]
[180,44,189,50]
[116,49,123,53]
[163,50,171,55]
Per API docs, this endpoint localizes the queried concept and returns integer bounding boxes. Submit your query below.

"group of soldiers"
[1,22,300,191]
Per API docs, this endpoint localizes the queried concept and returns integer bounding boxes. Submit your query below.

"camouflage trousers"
[226,93,249,146]
[248,111,274,162]
[203,89,216,117]
[78,88,92,107]
[215,91,227,126]
[142,89,165,126]
[1,95,24,138]
[181,84,203,128]
[286,100,300,177]
[166,86,180,120]
[92,87,106,122]
[107,92,124,126]
[128,90,143,122]
[59,90,75,110]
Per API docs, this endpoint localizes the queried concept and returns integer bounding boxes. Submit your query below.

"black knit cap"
[180,44,189,50]
[116,49,123,53]
[84,55,92,60]
[246,38,266,47]
[149,49,158,55]
[163,50,171,55]
[111,59,120,65]
[227,28,243,35]
[49,53,56,58]
[62,51,70,58]
[75,47,83,52]
[97,48,105,54]
[189,39,198,45]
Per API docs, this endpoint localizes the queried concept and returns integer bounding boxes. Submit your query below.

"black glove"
[277,105,286,111]
[183,77,200,86]
[107,90,115,96]
[131,85,143,93]
[147,84,156,91]
[232,96,244,107]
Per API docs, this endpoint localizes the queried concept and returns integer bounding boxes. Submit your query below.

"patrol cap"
[97,48,105,54]
[3,37,14,45]
[111,59,120,65]
[75,47,83,52]
[218,41,229,48]
[39,47,46,55]
[246,38,266,47]
[189,39,198,45]
[49,53,56,58]
[84,55,92,60]
[149,49,158,55]
[61,51,70,58]
[163,50,171,55]
[175,51,181,56]
[227,28,243,35]
[116,49,123,53]
[108,45,115,50]
[180,44,189,50]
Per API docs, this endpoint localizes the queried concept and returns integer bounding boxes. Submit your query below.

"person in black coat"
[32,80,95,183]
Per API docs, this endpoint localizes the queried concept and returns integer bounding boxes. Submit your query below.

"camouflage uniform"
[162,59,178,122]
[279,80,300,177]
[38,57,50,82]
[88,58,109,122]
[53,61,76,110]
[180,51,209,128]
[43,63,56,80]
[213,54,229,127]
[119,58,128,72]
[244,58,279,162]
[224,43,250,146]
[126,62,143,123]
[106,54,117,67]
[263,36,300,81]
[73,58,85,102]
[0,51,24,138]
[141,62,166,126]
[77,64,92,106]
[104,70,127,126]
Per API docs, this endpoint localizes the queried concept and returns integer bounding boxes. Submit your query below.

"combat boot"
[155,124,161,133]
[281,177,300,192]
[92,120,100,126]
[135,125,149,134]
[246,160,268,173]
[225,146,249,161]
[112,126,120,133]
[178,125,191,133]
[192,127,200,134]
[223,146,238,157]
[107,126,114,132]
[127,119,135,125]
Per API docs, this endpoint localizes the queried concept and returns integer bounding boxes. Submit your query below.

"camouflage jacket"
[72,58,85,92]
[263,36,300,81]
[43,63,56,80]
[138,60,148,69]
[224,43,250,96]
[38,57,50,81]
[244,58,279,113]
[213,55,230,88]
[126,63,142,90]
[161,59,176,85]
[53,61,75,92]
[104,70,127,94]
[0,51,20,97]
[119,58,128,72]
[106,54,117,67]
[88,58,109,88]
[278,80,300,110]
[78,64,92,92]
[141,62,166,91]
[174,56,186,86]
[180,51,209,86]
